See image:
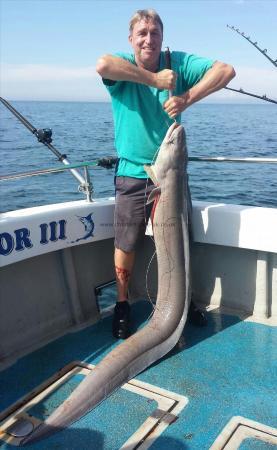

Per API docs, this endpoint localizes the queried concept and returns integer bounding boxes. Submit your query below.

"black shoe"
[188,301,207,327]
[112,301,131,339]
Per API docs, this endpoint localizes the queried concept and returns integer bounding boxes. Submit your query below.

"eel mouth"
[166,122,181,140]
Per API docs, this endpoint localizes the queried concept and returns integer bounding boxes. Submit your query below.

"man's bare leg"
[112,248,135,338]
[114,248,135,301]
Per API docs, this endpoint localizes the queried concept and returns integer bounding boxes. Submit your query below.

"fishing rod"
[224,87,277,105]
[227,25,277,68]
[165,46,173,98]
[0,96,88,183]
[225,25,277,104]
[165,46,179,124]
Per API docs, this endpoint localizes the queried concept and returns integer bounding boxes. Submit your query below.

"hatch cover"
[0,361,188,449]
[210,416,277,450]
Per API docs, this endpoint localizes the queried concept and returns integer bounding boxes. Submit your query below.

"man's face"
[129,19,163,70]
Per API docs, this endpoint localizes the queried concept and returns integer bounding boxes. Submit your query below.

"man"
[96,9,235,339]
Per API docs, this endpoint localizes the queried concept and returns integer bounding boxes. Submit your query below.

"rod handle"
[165,47,173,98]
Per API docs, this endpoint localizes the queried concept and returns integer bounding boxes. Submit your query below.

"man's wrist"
[146,70,157,88]
[134,66,156,87]
[180,91,193,109]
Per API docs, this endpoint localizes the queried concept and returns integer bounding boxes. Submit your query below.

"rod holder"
[78,166,93,202]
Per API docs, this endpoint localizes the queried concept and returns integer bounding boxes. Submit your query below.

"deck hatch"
[210,416,277,449]
[0,361,188,448]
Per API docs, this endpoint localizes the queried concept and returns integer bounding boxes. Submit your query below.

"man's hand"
[154,69,177,90]
[97,55,178,90]
[163,95,187,119]
[163,62,235,118]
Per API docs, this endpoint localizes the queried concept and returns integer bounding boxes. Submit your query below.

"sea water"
[0,101,276,213]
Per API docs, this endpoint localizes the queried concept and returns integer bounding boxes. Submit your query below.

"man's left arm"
[163,61,236,119]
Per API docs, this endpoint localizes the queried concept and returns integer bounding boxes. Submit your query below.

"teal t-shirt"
[104,51,214,178]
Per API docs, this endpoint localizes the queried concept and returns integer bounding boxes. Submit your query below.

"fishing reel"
[97,156,118,169]
[36,128,53,144]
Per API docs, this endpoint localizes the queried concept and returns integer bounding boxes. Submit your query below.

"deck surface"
[0,300,276,449]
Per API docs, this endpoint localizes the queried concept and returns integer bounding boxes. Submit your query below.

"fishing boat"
[0,29,277,450]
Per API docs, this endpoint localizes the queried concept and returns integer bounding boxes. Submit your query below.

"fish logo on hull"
[71,213,94,243]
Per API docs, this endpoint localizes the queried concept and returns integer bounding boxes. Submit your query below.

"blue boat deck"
[0,299,276,449]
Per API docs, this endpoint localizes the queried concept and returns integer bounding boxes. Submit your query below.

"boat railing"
[1,157,277,202]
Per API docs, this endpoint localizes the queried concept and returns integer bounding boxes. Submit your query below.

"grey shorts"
[114,176,155,252]
[114,176,193,253]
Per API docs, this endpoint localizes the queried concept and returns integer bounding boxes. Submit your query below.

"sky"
[1,0,277,103]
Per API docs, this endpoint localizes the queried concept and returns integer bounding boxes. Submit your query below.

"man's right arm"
[96,54,176,91]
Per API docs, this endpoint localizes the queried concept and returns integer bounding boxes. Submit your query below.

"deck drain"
[0,361,188,448]
[210,416,277,449]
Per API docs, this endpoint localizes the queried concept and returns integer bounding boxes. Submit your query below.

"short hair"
[129,9,163,35]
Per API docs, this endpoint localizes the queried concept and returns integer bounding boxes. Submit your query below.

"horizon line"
[1,99,272,105]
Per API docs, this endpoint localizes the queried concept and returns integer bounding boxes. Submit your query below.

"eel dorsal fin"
[144,164,159,186]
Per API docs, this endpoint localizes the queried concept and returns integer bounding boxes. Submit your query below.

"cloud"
[230,66,277,95]
[1,63,276,102]
[0,63,109,101]
[207,65,277,103]
[1,63,97,81]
